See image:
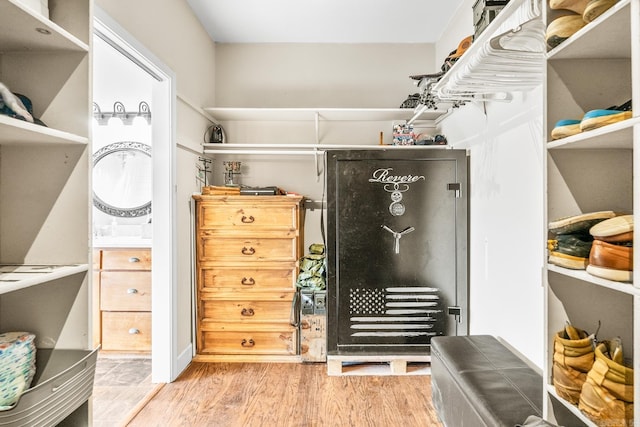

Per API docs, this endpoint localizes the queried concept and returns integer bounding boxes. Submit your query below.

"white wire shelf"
[204,107,449,122]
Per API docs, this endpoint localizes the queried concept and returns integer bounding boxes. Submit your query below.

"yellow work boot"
[579,339,634,426]
[550,0,589,14]
[583,0,619,23]
[553,323,595,404]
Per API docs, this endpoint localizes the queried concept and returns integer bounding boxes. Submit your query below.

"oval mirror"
[93,141,152,217]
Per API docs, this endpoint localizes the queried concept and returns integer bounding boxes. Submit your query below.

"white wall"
[96,0,217,374]
[214,43,436,245]
[215,43,434,108]
[436,0,545,368]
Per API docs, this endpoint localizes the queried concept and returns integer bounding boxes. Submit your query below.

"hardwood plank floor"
[127,362,443,427]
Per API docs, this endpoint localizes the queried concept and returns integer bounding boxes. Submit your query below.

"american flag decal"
[349,287,442,337]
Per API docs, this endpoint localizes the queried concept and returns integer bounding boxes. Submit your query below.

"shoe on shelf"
[586,240,633,282]
[546,14,587,49]
[578,339,634,427]
[548,234,593,269]
[608,99,632,112]
[583,0,620,23]
[551,119,582,140]
[552,323,595,404]
[549,250,590,269]
[580,108,632,132]
[550,0,589,14]
[549,211,616,235]
[590,214,633,243]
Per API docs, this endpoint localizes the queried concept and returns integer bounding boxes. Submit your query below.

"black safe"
[326,149,468,355]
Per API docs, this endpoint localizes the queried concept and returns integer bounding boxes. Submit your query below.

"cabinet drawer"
[197,202,299,230]
[101,312,151,352]
[102,249,151,270]
[198,266,296,292]
[101,271,151,311]
[197,235,298,262]
[199,329,296,355]
[200,296,294,323]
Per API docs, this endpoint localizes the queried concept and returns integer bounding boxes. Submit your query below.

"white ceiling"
[186,0,466,44]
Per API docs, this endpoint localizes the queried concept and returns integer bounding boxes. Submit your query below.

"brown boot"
[553,324,595,404]
[579,340,634,426]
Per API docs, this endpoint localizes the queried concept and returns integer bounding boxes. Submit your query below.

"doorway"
[92,6,177,390]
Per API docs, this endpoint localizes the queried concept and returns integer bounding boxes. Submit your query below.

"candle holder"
[223,161,242,187]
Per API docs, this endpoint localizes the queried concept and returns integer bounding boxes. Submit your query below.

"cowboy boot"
[579,339,634,426]
[553,323,595,404]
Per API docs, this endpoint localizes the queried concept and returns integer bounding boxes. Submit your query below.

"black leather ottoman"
[431,335,543,427]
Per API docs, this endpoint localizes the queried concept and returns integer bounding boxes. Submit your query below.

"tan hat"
[448,35,473,60]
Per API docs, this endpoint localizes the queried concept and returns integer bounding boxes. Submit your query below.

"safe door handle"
[241,247,256,255]
[241,339,255,348]
[241,277,255,286]
[241,308,255,317]
[241,215,255,223]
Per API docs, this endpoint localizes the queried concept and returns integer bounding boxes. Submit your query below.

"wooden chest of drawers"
[193,195,304,362]
[93,248,152,353]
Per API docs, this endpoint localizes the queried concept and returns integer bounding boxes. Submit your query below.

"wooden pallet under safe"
[327,355,431,376]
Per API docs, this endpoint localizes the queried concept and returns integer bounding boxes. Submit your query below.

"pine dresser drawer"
[197,201,300,230]
[198,265,296,292]
[200,295,294,323]
[100,271,151,311]
[101,311,151,351]
[101,249,152,270]
[197,235,298,263]
[199,328,297,355]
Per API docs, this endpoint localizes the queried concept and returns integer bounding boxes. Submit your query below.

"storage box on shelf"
[0,1,93,424]
[192,194,304,362]
[543,0,638,425]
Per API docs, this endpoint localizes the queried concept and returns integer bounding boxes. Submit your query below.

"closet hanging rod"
[202,145,453,156]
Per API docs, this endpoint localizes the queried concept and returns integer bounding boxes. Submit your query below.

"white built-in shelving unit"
[543,0,638,425]
[0,0,95,424]
[202,107,452,156]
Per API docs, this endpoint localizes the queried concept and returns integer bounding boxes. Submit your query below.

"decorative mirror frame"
[92,141,152,217]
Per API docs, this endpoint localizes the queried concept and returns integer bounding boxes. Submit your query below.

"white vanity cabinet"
[0,1,95,425]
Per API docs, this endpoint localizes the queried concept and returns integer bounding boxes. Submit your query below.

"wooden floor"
[126,362,443,427]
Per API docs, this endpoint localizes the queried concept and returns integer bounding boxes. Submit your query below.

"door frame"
[93,7,179,382]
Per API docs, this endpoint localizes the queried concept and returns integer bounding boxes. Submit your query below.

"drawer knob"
[241,215,255,223]
[129,328,141,335]
[127,288,138,294]
[241,277,255,286]
[241,247,256,255]
[241,338,255,348]
[241,308,255,317]
[129,257,140,263]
